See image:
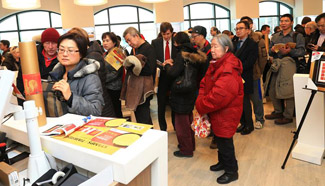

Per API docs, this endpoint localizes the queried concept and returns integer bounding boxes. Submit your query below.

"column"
[230,0,259,20]
[153,0,184,32]
[295,0,323,17]
[154,0,184,23]
[59,0,95,29]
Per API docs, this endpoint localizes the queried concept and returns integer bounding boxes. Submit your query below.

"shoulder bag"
[171,61,197,93]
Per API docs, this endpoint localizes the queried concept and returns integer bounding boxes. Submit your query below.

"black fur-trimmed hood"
[181,50,207,64]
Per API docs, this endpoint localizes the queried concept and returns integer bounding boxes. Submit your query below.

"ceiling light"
[139,0,169,3]
[2,0,41,10]
[74,0,108,6]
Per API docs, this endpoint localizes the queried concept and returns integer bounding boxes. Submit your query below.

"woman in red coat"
[195,34,244,184]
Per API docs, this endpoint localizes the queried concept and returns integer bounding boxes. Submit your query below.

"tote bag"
[42,81,68,117]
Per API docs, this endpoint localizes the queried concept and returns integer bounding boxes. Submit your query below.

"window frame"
[183,2,231,30]
[0,10,62,42]
[258,1,293,31]
[94,5,154,33]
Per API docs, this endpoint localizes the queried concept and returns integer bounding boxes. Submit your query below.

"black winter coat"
[165,43,207,114]
[87,42,116,117]
[104,48,124,91]
[233,37,258,94]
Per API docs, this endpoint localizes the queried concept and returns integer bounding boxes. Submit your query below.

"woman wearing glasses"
[50,32,104,116]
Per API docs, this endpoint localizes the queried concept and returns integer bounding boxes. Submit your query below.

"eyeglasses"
[57,48,79,55]
[317,24,325,28]
[234,27,246,31]
[191,34,200,39]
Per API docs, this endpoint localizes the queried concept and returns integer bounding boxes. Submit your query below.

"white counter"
[0,114,168,185]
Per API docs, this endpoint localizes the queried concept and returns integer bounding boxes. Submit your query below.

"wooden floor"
[149,96,325,186]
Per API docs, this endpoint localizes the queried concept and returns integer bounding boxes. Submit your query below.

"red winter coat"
[195,52,244,138]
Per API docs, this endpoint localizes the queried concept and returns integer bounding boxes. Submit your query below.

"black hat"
[192,26,207,38]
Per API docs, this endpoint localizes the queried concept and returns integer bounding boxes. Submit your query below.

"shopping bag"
[191,112,211,138]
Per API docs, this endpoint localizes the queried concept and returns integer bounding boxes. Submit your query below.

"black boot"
[210,163,224,172]
[217,171,238,184]
[240,127,254,135]
[236,125,245,133]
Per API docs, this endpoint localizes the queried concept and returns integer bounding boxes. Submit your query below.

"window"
[183,3,231,40]
[0,10,62,46]
[258,1,293,34]
[94,5,155,52]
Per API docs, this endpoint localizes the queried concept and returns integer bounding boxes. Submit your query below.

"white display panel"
[0,70,15,123]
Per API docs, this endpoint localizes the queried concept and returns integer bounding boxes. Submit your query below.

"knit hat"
[192,26,207,38]
[41,28,60,44]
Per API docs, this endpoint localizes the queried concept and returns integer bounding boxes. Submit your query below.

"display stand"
[287,74,325,167]
[0,114,168,186]
[282,87,316,169]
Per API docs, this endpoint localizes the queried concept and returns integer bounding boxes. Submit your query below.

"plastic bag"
[191,112,211,138]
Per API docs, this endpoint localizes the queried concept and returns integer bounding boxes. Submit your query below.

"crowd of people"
[1,12,325,184]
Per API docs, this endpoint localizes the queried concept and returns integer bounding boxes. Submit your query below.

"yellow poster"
[53,118,152,155]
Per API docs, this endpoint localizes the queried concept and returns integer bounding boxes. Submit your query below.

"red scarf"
[194,40,211,55]
[42,49,57,67]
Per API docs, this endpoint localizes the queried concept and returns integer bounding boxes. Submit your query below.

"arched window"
[94,5,155,51]
[258,1,293,33]
[183,2,230,39]
[0,10,62,46]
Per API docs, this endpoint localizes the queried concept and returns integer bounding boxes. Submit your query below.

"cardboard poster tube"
[19,41,47,126]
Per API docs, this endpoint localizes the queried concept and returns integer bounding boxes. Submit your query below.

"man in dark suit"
[309,13,325,54]
[233,21,258,135]
[151,22,177,131]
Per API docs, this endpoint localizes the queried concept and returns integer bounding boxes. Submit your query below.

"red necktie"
[165,41,170,60]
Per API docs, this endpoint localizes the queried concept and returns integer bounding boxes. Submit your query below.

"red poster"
[22,73,42,96]
[91,130,122,146]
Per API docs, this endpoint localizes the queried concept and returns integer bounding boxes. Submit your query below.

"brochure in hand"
[104,47,126,71]
[273,42,296,53]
